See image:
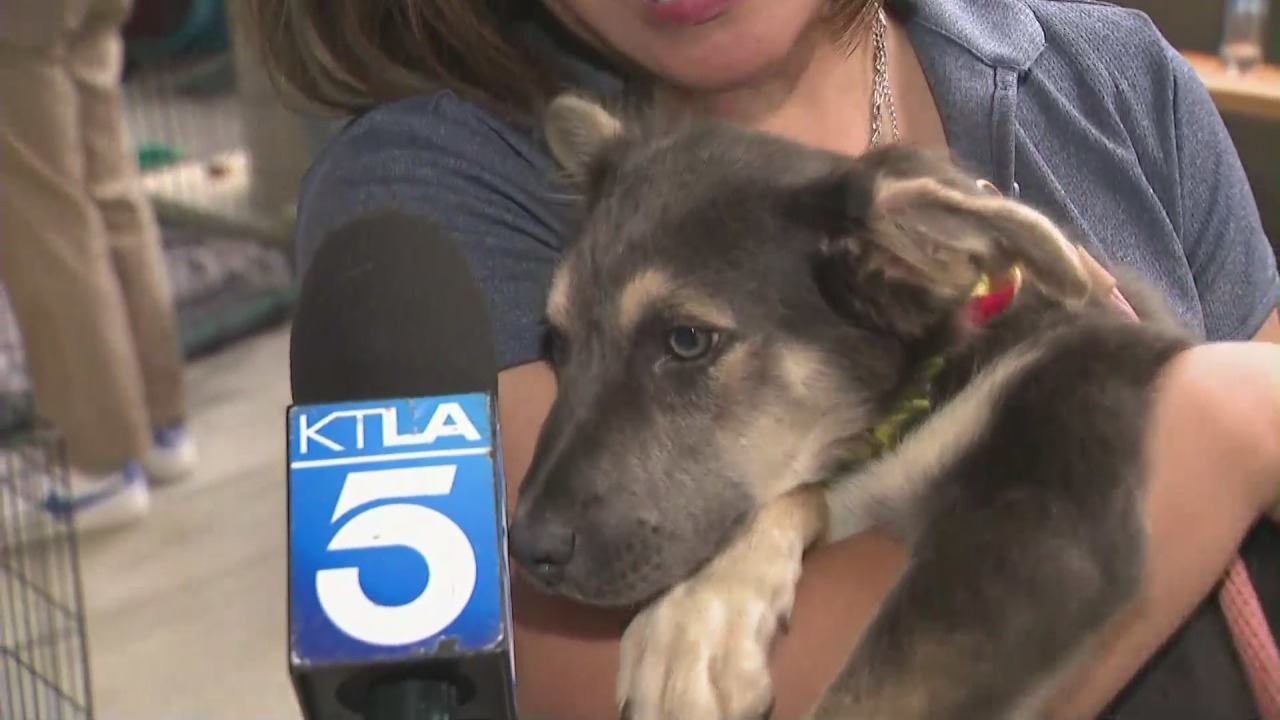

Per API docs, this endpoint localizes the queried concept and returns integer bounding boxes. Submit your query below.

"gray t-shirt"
[295,0,1278,371]
[293,0,1278,716]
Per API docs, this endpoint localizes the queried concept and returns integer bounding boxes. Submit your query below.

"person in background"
[0,0,199,535]
[244,0,1280,717]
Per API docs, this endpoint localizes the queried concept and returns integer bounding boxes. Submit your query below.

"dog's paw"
[616,551,802,720]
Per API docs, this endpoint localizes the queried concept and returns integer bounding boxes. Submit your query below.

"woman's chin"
[588,3,822,95]
[649,57,782,94]
[631,29,826,102]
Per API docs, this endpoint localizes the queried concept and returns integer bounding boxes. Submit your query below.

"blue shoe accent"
[143,423,198,485]
[41,461,145,519]
[153,424,189,449]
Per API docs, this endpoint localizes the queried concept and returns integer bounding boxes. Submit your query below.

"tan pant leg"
[0,3,149,473]
[76,0,187,429]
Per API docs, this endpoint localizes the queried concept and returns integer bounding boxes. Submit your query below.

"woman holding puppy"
[243,0,1280,717]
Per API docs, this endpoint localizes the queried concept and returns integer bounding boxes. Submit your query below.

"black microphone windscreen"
[290,211,498,404]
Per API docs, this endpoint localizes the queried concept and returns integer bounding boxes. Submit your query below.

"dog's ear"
[867,176,1094,302]
[795,167,1095,334]
[544,93,625,183]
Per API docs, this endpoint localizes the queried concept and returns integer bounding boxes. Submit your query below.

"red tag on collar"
[965,276,1020,326]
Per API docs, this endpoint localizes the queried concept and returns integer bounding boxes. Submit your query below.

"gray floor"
[81,325,299,720]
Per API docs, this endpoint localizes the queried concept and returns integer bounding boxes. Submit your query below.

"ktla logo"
[317,463,478,647]
[288,398,494,649]
[294,401,481,456]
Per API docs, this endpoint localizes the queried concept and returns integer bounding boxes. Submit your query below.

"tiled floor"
[79,325,299,720]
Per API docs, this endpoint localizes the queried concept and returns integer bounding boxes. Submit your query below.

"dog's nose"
[509,517,577,583]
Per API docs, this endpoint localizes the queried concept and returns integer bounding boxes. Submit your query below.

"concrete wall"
[225,0,336,216]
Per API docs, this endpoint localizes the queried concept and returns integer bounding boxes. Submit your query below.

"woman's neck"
[653,14,947,159]
[655,22,882,157]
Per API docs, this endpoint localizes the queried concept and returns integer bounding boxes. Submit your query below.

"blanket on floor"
[0,228,294,434]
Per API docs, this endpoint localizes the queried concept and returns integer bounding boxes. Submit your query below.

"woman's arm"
[1046,339,1280,718]
[504,340,1280,720]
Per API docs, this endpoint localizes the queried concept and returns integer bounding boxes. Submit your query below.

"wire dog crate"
[0,290,94,720]
[0,428,95,720]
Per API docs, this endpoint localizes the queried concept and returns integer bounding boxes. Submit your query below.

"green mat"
[137,142,185,172]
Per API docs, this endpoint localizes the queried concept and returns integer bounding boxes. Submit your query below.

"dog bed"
[0,227,294,435]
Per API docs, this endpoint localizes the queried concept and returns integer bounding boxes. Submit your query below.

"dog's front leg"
[617,485,827,720]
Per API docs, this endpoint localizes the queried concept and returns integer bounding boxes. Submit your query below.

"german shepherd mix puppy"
[507,93,1195,720]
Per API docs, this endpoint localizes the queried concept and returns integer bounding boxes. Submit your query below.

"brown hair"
[236,0,881,121]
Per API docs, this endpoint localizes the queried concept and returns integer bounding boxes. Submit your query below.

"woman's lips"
[646,0,738,26]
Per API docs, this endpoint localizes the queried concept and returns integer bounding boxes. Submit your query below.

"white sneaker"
[142,424,198,485]
[1,458,150,548]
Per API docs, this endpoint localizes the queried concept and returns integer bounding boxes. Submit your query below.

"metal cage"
[0,425,95,720]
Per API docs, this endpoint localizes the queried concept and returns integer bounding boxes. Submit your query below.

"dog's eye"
[665,326,718,361]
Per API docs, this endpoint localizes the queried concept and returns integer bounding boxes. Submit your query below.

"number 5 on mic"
[316,465,477,647]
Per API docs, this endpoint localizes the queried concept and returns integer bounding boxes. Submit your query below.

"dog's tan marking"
[544,94,625,181]
[713,341,868,501]
[709,344,852,495]
[709,339,754,386]
[669,291,735,328]
[774,343,835,397]
[721,382,868,503]
[545,264,574,330]
[873,177,1093,303]
[617,268,674,336]
[1075,243,1118,294]
[769,480,829,544]
[617,486,827,720]
[615,268,736,338]
[824,341,1049,542]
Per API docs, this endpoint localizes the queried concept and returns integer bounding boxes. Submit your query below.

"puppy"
[507,93,1195,720]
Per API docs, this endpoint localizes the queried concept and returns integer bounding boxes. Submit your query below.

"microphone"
[286,212,517,720]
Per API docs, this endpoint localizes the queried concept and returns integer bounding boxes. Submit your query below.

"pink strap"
[1222,558,1280,720]
[1108,283,1280,719]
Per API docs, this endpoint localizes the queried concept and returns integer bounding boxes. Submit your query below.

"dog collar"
[847,267,1024,464]
[967,267,1023,325]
